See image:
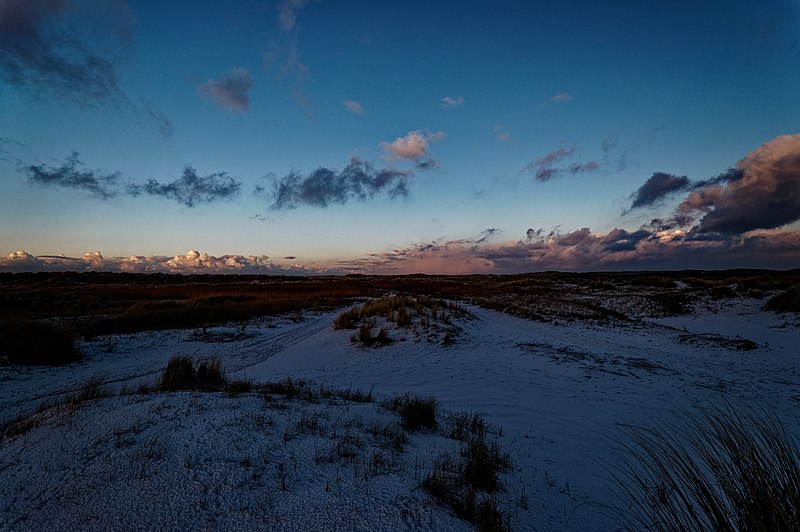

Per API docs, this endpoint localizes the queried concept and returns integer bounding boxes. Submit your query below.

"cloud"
[0,0,130,104]
[266,1,311,112]
[278,0,308,33]
[23,151,124,199]
[264,157,411,209]
[550,92,573,103]
[440,96,465,109]
[336,225,800,274]
[0,249,316,275]
[494,124,512,143]
[133,166,241,208]
[635,134,800,235]
[381,130,445,169]
[568,161,599,174]
[685,134,800,233]
[199,68,253,111]
[343,100,365,115]
[627,172,691,211]
[525,144,598,181]
[22,152,241,207]
[143,100,174,138]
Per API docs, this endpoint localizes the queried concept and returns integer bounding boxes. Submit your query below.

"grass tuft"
[422,411,512,531]
[608,404,800,531]
[159,356,225,391]
[386,393,438,432]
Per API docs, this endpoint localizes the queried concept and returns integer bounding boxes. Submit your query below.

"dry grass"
[608,405,800,531]
[159,356,225,391]
[385,394,438,432]
[766,284,800,313]
[422,411,512,531]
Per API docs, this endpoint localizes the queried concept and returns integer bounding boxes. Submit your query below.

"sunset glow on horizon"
[2,1,800,274]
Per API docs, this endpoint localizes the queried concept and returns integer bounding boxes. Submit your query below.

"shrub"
[0,320,81,366]
[608,405,800,531]
[387,394,438,432]
[766,284,800,312]
[159,356,225,391]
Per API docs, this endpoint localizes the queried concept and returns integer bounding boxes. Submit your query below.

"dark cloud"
[526,145,598,181]
[265,157,411,209]
[627,172,690,211]
[679,134,800,234]
[199,68,253,111]
[143,101,174,138]
[23,152,240,207]
[337,225,800,274]
[568,161,599,174]
[23,151,123,199]
[601,228,652,252]
[475,228,501,244]
[134,166,242,208]
[0,0,128,104]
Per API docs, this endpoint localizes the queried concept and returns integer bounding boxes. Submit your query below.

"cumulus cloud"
[440,96,465,109]
[264,157,411,209]
[133,166,241,208]
[199,68,253,111]
[551,92,573,103]
[678,134,800,234]
[337,225,800,274]
[0,0,131,104]
[23,151,124,199]
[627,172,691,211]
[525,144,599,181]
[381,130,445,169]
[0,249,315,274]
[630,134,800,235]
[343,100,365,115]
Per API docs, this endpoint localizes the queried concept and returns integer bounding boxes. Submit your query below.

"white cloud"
[440,96,465,109]
[381,130,445,161]
[343,100,365,115]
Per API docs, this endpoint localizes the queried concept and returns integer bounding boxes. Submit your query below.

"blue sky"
[1,0,799,273]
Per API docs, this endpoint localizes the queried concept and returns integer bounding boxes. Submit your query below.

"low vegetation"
[422,411,513,530]
[608,405,800,531]
[1,270,797,357]
[0,319,81,366]
[159,356,225,391]
[766,283,800,313]
[385,393,438,432]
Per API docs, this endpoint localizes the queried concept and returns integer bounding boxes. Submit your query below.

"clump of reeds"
[386,393,438,432]
[608,404,800,531]
[159,356,225,391]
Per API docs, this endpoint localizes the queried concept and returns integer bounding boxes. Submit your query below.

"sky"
[1,0,800,274]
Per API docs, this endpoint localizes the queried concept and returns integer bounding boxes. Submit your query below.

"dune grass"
[609,404,800,531]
